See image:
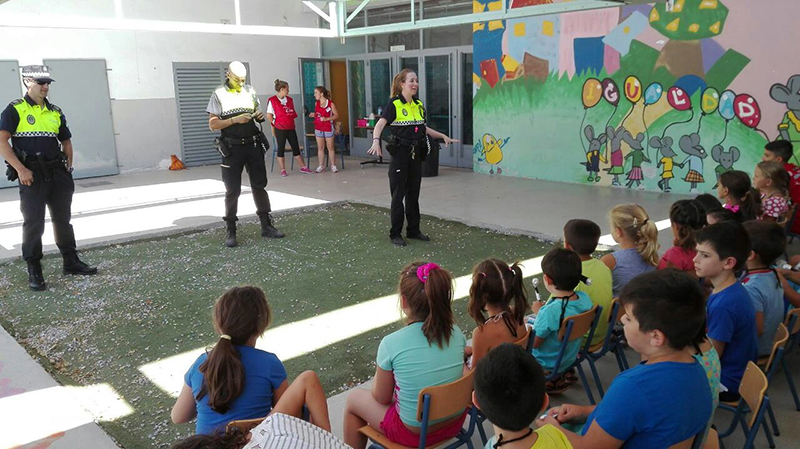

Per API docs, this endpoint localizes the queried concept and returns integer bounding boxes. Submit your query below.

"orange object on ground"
[169,155,185,170]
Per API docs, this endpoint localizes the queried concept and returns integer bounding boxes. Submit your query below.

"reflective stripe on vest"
[12,100,62,138]
[389,98,425,127]
[214,84,258,118]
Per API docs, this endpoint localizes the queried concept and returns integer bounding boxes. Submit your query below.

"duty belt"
[385,135,422,147]
[223,135,259,146]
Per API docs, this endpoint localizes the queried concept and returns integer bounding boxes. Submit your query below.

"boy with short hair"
[539,270,712,448]
[741,221,786,356]
[762,140,800,233]
[564,219,613,346]
[474,344,572,449]
[694,222,758,401]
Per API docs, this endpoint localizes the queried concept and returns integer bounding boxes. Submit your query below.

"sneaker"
[300,166,313,174]
[315,165,325,173]
[281,169,288,177]
[331,165,339,173]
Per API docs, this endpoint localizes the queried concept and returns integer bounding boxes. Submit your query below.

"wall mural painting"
[472,0,799,194]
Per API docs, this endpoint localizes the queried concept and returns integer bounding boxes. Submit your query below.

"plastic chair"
[753,323,789,438]
[227,405,310,434]
[717,361,773,449]
[358,371,479,449]
[545,304,602,405]
[584,299,629,399]
[270,130,307,172]
[323,121,346,169]
[782,309,800,411]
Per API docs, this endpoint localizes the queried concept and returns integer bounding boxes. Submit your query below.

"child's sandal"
[563,369,579,385]
[545,376,570,395]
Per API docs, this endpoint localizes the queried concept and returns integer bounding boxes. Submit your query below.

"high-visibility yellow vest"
[389,97,426,127]
[11,99,63,138]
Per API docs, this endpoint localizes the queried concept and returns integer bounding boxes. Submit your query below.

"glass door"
[299,58,326,163]
[458,52,474,169]
[369,58,392,120]
[399,56,419,75]
[347,58,368,156]
[423,53,453,167]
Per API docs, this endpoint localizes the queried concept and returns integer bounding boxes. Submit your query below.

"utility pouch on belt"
[257,124,270,154]
[214,136,231,158]
[5,162,17,182]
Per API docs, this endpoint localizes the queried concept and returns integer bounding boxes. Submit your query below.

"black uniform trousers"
[19,165,77,263]
[221,142,271,223]
[388,143,423,238]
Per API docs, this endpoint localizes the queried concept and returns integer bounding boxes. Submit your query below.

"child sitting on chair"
[564,219,612,347]
[465,258,529,370]
[531,248,593,394]
[343,262,468,449]
[540,270,712,448]
[474,344,571,449]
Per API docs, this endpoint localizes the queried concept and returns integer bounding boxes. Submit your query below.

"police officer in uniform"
[0,65,97,291]
[369,69,457,247]
[207,61,283,247]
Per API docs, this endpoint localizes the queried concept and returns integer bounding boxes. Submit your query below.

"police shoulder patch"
[48,103,63,113]
[9,99,23,106]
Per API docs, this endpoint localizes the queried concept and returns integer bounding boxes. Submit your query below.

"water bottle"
[377,107,382,117]
[368,112,376,127]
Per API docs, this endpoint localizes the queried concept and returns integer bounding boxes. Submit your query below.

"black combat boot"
[27,261,46,291]
[225,222,238,248]
[63,253,98,275]
[260,214,285,239]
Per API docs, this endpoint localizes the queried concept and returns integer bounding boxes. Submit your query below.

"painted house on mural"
[472,0,800,195]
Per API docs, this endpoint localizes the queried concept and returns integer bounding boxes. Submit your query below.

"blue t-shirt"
[582,361,712,448]
[377,322,466,427]
[533,291,593,372]
[707,282,758,393]
[184,345,287,435]
[741,270,785,357]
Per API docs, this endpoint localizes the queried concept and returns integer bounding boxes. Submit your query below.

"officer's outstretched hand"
[367,141,382,157]
[18,167,34,186]
[442,136,460,147]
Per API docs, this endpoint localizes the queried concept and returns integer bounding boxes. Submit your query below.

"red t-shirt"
[314,99,334,132]
[657,246,697,272]
[784,163,800,233]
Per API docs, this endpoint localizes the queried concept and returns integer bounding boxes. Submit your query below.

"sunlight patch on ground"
[0,179,328,251]
[0,383,132,448]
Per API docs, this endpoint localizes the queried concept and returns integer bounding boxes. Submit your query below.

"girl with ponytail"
[658,199,706,274]
[307,86,340,173]
[465,258,529,369]
[344,262,468,449]
[601,203,660,297]
[172,286,332,435]
[717,170,762,221]
[532,248,594,394]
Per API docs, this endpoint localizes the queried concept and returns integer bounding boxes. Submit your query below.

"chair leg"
[476,412,488,445]
[588,357,605,399]
[766,400,779,436]
[744,399,771,449]
[762,419,776,448]
[576,362,596,405]
[783,357,800,411]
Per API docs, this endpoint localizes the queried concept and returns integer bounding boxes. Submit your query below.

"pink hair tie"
[724,203,740,213]
[417,263,441,284]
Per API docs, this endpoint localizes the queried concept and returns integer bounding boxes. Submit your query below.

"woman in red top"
[267,79,312,176]
[307,86,340,173]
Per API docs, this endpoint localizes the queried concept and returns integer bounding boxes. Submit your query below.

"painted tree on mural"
[650,0,728,79]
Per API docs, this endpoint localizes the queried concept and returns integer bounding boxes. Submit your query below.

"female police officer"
[368,69,457,247]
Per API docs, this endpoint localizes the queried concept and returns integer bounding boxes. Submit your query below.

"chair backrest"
[558,304,599,342]
[610,298,624,323]
[785,308,800,335]
[763,323,789,374]
[416,370,474,423]
[739,361,769,428]
[226,417,265,434]
[514,327,533,351]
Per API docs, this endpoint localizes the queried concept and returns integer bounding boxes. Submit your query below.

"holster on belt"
[214,137,231,158]
[384,134,423,159]
[5,149,22,181]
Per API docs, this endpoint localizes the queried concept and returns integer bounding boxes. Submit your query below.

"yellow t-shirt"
[575,258,613,346]
[486,425,573,449]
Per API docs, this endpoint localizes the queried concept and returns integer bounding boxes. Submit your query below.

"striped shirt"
[243,413,349,449]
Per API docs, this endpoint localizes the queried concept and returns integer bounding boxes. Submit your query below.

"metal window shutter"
[173,63,227,167]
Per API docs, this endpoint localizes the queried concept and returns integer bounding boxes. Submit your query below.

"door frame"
[298,58,327,163]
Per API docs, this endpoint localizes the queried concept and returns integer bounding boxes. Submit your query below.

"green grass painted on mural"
[0,203,552,449]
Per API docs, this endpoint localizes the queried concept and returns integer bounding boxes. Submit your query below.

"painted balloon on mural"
[624,76,643,103]
[667,87,692,111]
[582,78,602,109]
[701,87,720,115]
[734,94,762,128]
[644,83,663,105]
[602,78,620,107]
[719,90,736,121]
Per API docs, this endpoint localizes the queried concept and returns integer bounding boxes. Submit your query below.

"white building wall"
[0,0,321,171]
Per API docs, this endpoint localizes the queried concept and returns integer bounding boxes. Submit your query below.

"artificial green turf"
[0,202,552,449]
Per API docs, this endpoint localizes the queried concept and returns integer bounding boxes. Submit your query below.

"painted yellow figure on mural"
[480,133,509,174]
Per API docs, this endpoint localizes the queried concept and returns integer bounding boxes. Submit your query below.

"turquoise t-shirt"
[377,322,466,427]
[533,291,593,372]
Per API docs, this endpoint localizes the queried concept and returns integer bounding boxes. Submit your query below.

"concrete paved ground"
[1,157,797,448]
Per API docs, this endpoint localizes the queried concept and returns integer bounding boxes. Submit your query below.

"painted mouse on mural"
[623,131,649,190]
[582,125,607,182]
[711,145,741,189]
[770,75,800,145]
[677,133,708,194]
[650,136,676,193]
[605,126,627,187]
